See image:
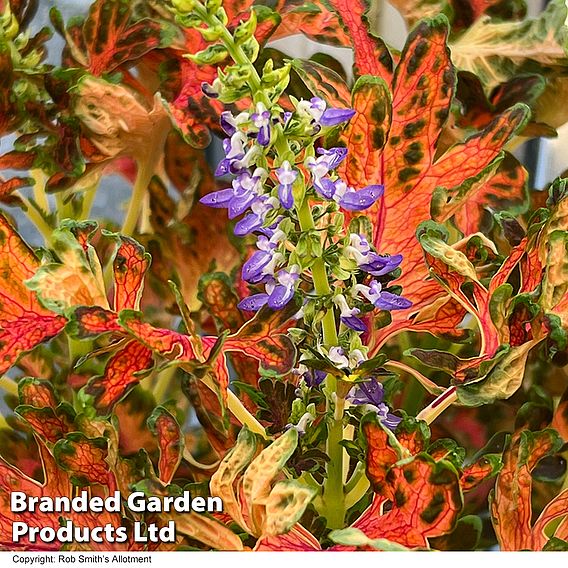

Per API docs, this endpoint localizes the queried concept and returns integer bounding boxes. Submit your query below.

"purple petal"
[278,183,294,210]
[374,291,413,311]
[349,379,385,407]
[238,294,269,311]
[199,188,234,208]
[339,184,384,211]
[242,251,271,283]
[320,108,356,127]
[215,158,231,177]
[201,82,219,99]
[340,315,367,332]
[257,124,271,146]
[234,213,263,236]
[220,112,236,135]
[317,147,348,169]
[267,284,295,309]
[381,411,402,431]
[228,192,256,219]
[360,253,403,276]
[304,369,326,388]
[314,177,337,199]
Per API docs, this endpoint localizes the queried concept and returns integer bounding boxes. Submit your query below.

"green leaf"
[329,527,410,550]
[450,0,568,95]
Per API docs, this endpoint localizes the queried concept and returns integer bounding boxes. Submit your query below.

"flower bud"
[184,44,229,65]
[171,0,196,14]
[234,9,257,45]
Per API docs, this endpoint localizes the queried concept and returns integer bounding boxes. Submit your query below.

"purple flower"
[306,147,348,198]
[328,346,349,368]
[297,365,326,388]
[220,111,250,136]
[333,181,384,211]
[334,294,366,332]
[238,265,300,311]
[316,147,348,169]
[251,102,271,147]
[345,234,403,277]
[265,265,300,309]
[233,195,278,236]
[241,231,285,284]
[200,168,266,220]
[320,107,356,127]
[355,281,412,311]
[298,97,355,128]
[347,378,401,430]
[276,161,297,210]
[360,254,403,277]
[228,169,264,219]
[215,132,247,176]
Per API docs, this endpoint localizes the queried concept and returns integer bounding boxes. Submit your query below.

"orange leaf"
[147,406,184,486]
[254,524,322,551]
[363,416,400,496]
[354,454,462,548]
[331,17,529,347]
[0,214,66,374]
[83,339,154,414]
[327,0,392,80]
[53,0,167,75]
[53,433,115,488]
[490,429,563,550]
[112,236,151,311]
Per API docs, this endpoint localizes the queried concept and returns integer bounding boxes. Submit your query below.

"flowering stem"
[297,197,345,528]
[194,0,346,523]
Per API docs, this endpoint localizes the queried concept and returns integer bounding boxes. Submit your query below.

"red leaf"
[271,1,349,48]
[0,213,66,374]
[83,339,154,414]
[354,455,462,548]
[16,405,75,445]
[0,447,71,550]
[118,310,195,360]
[69,306,122,337]
[53,433,115,488]
[254,524,322,551]
[18,378,58,409]
[491,429,563,550]
[112,236,150,311]
[363,415,400,496]
[224,305,296,376]
[552,386,568,442]
[55,0,168,75]
[147,406,184,485]
[460,455,500,492]
[327,0,392,80]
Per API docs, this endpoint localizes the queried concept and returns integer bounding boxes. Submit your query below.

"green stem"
[0,375,19,398]
[152,365,178,403]
[16,192,53,243]
[298,197,345,528]
[31,169,50,214]
[121,159,155,237]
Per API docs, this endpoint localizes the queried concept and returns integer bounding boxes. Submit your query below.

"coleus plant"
[0,0,567,553]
